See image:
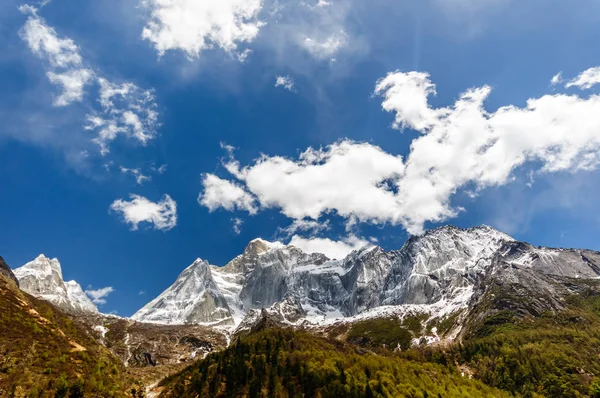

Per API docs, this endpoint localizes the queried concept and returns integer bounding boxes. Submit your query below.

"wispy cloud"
[120,166,152,185]
[565,67,600,90]
[19,5,159,156]
[275,75,295,92]
[232,217,243,235]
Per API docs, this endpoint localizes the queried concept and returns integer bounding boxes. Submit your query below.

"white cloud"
[86,78,158,155]
[120,166,152,185]
[288,234,370,259]
[110,194,178,231]
[47,69,94,106]
[138,290,146,295]
[138,0,361,65]
[140,0,264,58]
[301,31,347,60]
[19,8,159,155]
[374,69,600,233]
[199,174,257,214]
[275,75,295,91]
[202,141,404,223]
[565,67,600,90]
[200,66,600,235]
[279,219,330,237]
[20,9,95,107]
[19,11,83,68]
[85,286,114,305]
[550,72,563,87]
[232,217,244,234]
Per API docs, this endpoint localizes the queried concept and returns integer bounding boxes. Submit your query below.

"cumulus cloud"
[374,68,600,232]
[199,174,257,214]
[140,0,264,58]
[202,140,404,222]
[138,0,359,63]
[200,66,600,235]
[275,75,295,91]
[19,6,159,155]
[565,67,600,90]
[110,194,177,231]
[288,234,371,259]
[85,286,114,305]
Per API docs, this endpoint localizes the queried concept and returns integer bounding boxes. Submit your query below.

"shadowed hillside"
[0,269,139,397]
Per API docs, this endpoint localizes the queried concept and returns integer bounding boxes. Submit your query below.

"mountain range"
[131,225,600,335]
[5,225,600,396]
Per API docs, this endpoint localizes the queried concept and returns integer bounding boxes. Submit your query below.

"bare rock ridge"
[13,254,98,315]
[133,225,600,330]
[0,256,19,287]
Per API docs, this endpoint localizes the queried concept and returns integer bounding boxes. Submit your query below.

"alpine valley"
[3,225,600,397]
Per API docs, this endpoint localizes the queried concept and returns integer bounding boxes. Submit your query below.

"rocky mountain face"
[133,225,600,335]
[0,256,19,287]
[13,254,98,315]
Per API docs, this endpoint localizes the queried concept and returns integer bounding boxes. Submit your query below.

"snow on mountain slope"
[132,225,600,331]
[65,280,98,314]
[131,258,233,326]
[13,254,98,315]
[382,225,513,306]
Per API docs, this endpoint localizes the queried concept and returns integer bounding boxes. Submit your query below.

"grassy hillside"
[158,327,507,398]
[0,275,138,397]
[402,286,600,398]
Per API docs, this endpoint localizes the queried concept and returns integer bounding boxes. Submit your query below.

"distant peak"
[245,238,285,256]
[28,254,62,270]
[421,224,511,238]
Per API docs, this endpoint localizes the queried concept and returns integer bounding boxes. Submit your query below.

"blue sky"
[2,0,600,316]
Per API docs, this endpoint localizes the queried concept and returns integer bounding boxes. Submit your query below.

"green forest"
[159,287,600,398]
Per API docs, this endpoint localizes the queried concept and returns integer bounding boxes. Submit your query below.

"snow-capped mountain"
[13,254,97,315]
[133,225,600,330]
[132,258,232,325]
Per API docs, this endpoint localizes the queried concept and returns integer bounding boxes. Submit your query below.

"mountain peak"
[22,254,64,279]
[13,256,97,315]
[245,238,286,256]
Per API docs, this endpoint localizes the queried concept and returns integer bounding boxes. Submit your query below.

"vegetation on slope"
[396,285,600,398]
[0,276,137,397]
[158,327,507,398]
[158,278,600,398]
